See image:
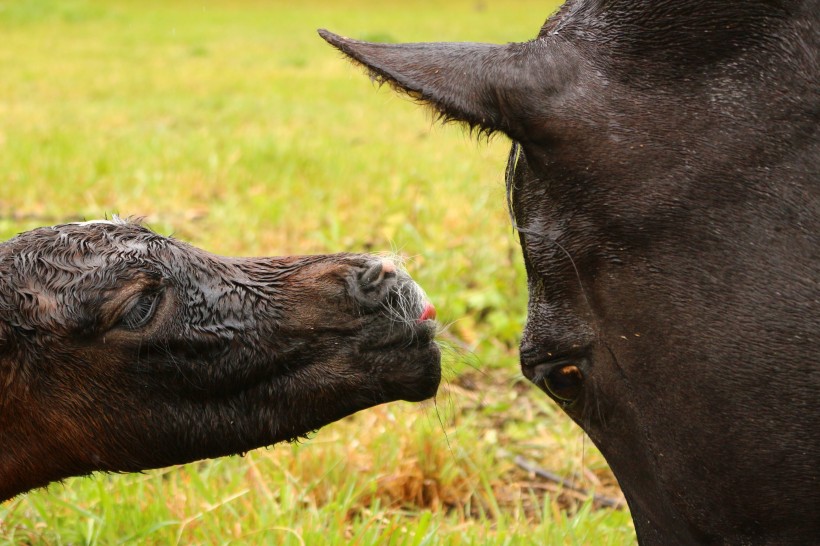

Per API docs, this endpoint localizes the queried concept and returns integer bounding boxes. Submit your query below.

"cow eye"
[544,363,584,403]
[120,291,162,330]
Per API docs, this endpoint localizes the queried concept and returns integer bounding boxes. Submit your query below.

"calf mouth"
[360,284,442,403]
[366,322,441,403]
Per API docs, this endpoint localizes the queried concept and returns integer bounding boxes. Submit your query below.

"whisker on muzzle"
[369,252,434,331]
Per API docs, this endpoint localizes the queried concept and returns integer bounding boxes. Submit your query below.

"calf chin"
[0,220,441,500]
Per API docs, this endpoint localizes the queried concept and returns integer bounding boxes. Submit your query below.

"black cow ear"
[319,30,556,140]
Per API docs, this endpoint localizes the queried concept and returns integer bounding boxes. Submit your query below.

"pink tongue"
[419,302,437,322]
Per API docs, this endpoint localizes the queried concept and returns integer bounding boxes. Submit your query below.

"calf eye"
[544,363,584,403]
[121,291,162,330]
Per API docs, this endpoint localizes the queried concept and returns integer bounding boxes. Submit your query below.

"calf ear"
[319,30,563,140]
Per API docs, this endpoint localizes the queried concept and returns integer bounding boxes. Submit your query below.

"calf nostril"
[353,259,401,308]
[360,262,382,287]
[360,259,397,289]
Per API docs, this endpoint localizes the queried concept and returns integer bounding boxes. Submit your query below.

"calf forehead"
[0,224,214,312]
[0,222,241,333]
[4,222,171,276]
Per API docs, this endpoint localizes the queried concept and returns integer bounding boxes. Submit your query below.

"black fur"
[321,1,819,543]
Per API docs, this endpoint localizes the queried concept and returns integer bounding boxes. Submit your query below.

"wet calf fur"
[0,220,441,500]
[321,1,819,544]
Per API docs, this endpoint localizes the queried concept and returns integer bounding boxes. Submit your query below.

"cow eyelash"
[120,290,162,330]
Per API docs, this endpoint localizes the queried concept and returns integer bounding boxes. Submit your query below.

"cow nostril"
[544,364,584,403]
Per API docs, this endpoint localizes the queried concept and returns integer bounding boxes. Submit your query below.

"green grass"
[0,1,635,543]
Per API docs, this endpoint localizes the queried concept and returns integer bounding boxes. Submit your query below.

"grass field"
[0,1,636,543]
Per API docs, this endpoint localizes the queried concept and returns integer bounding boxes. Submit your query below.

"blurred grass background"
[0,0,634,543]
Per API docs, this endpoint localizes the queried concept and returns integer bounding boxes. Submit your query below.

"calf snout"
[354,258,398,306]
[350,258,400,310]
[349,258,433,323]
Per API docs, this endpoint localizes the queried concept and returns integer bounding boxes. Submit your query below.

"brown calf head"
[0,219,441,500]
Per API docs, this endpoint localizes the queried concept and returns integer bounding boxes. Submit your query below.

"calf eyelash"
[120,290,162,330]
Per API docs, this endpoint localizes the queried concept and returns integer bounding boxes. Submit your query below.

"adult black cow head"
[320,1,819,543]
